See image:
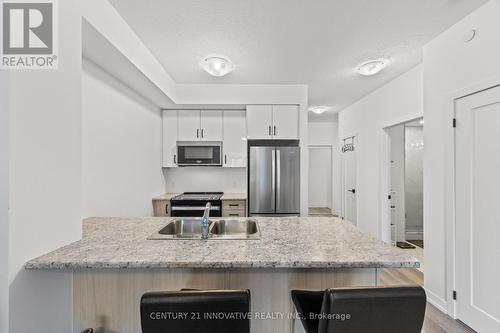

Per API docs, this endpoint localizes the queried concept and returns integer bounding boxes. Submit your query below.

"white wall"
[308,113,339,211]
[405,126,423,239]
[388,124,405,242]
[164,168,246,194]
[7,0,82,332]
[82,59,165,217]
[308,148,332,208]
[338,65,423,238]
[423,0,500,313]
[307,113,338,146]
[81,1,309,215]
[0,69,10,333]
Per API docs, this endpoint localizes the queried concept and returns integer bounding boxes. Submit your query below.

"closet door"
[455,85,500,333]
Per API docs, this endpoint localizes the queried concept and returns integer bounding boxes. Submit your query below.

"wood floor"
[307,215,475,332]
[308,207,335,217]
[379,268,475,333]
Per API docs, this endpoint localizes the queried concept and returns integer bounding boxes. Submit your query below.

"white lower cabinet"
[162,110,178,167]
[223,110,247,167]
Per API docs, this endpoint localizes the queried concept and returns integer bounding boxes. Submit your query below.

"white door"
[223,110,246,167]
[200,110,223,141]
[273,105,299,139]
[162,110,178,167]
[178,110,200,141]
[246,105,273,139]
[455,85,500,333]
[342,140,357,224]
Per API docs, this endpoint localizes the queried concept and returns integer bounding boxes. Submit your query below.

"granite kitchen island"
[26,217,419,333]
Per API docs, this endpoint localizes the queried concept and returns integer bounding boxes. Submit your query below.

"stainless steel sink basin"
[148,218,214,239]
[148,218,260,240]
[210,219,260,239]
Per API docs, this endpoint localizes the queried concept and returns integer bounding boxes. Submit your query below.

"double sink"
[148,218,261,240]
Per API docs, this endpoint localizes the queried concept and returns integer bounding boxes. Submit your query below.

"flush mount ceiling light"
[309,106,329,114]
[200,55,235,77]
[357,59,387,76]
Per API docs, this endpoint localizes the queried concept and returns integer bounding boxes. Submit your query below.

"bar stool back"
[141,289,250,333]
[292,286,426,333]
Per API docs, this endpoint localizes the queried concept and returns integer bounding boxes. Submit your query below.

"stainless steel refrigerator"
[248,141,300,216]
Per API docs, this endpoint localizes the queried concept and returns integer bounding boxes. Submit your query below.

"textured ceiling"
[110,0,487,112]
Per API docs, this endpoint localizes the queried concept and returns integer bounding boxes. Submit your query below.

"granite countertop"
[25,217,419,270]
[152,193,246,201]
[152,193,178,201]
[221,193,246,200]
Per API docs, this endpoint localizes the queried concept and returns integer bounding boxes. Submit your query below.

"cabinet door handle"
[224,155,227,164]
[273,126,276,136]
[197,129,199,138]
[201,129,204,138]
[229,213,240,217]
[229,204,239,207]
[165,204,169,215]
[269,126,272,136]
[174,154,176,164]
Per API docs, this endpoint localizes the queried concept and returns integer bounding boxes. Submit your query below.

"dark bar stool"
[140,289,250,333]
[292,286,426,333]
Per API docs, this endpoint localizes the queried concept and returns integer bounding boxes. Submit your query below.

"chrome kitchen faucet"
[201,202,211,239]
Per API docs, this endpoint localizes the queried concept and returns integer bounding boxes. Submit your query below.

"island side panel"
[73,268,378,333]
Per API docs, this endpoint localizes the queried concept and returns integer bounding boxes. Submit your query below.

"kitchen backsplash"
[163,167,246,193]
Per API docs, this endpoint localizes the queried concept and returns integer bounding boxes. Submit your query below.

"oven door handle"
[171,206,221,211]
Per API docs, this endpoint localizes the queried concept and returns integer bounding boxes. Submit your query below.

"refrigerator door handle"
[271,149,276,210]
[276,149,281,211]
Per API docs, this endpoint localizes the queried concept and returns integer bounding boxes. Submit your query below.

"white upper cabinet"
[272,105,299,139]
[223,111,246,167]
[246,105,273,139]
[162,110,178,167]
[246,105,299,139]
[177,110,223,141]
[200,110,223,141]
[178,110,201,141]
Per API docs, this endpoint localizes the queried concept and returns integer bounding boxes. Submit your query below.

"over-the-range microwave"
[176,141,222,166]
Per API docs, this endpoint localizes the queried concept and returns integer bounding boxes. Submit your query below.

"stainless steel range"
[170,192,223,217]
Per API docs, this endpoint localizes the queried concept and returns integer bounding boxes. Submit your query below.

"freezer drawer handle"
[171,206,221,211]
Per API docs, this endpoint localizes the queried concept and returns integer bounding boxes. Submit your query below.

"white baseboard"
[424,287,448,314]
